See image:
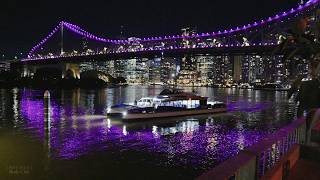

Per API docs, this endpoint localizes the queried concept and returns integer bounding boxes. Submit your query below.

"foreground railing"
[251,117,306,178]
[197,109,320,180]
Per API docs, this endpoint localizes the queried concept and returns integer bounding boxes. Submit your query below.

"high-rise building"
[79,62,94,72]
[263,55,286,83]
[79,61,113,76]
[196,56,214,86]
[177,56,198,86]
[0,61,10,72]
[240,55,265,83]
[135,58,149,83]
[105,60,115,76]
[233,56,242,83]
[114,59,126,78]
[125,59,137,84]
[149,58,161,84]
[254,55,264,83]
[160,57,177,84]
[211,56,223,84]
[221,56,233,84]
[296,58,309,79]
[119,58,149,84]
[240,56,250,83]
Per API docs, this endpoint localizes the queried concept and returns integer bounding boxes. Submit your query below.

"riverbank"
[0,78,127,88]
[0,80,289,91]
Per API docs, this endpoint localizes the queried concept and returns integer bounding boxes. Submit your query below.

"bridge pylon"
[60,23,64,55]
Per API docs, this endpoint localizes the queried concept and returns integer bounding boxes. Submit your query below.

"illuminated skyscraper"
[212,56,223,84]
[114,59,126,78]
[233,56,242,83]
[160,57,177,84]
[240,55,265,83]
[125,59,137,84]
[149,58,161,84]
[177,56,198,86]
[0,61,10,72]
[221,56,233,84]
[196,56,214,86]
[135,58,149,83]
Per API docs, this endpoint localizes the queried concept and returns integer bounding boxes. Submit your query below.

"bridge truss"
[23,0,319,62]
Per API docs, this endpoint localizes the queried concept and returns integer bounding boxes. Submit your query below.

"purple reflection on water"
[19,89,271,172]
[20,90,60,140]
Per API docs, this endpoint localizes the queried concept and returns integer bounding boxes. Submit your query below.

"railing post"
[237,153,257,180]
[258,152,265,178]
[301,121,307,144]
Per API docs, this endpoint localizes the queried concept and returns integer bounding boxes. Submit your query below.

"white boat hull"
[121,107,227,121]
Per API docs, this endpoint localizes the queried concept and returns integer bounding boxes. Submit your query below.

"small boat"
[107,89,227,121]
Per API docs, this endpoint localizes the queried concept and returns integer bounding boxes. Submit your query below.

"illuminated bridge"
[20,0,318,63]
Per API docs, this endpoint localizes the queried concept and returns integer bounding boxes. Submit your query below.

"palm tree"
[274,11,320,116]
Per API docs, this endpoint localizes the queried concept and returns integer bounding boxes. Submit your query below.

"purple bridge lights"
[23,0,318,62]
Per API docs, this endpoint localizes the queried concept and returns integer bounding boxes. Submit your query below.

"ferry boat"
[107,89,227,121]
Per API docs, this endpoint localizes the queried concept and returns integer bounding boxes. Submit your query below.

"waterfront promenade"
[198,109,320,180]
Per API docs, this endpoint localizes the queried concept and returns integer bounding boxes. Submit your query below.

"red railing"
[197,109,320,180]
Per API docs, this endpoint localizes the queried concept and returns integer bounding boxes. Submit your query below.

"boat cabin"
[136,89,208,109]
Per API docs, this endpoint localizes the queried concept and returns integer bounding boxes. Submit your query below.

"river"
[0,86,297,179]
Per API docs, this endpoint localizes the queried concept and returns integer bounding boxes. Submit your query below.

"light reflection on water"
[0,86,296,178]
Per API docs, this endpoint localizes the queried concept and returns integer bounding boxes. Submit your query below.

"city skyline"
[73,54,309,86]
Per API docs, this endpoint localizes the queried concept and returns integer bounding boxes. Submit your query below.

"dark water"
[0,86,296,180]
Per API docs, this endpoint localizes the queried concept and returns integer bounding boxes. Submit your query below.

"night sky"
[1,0,299,58]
